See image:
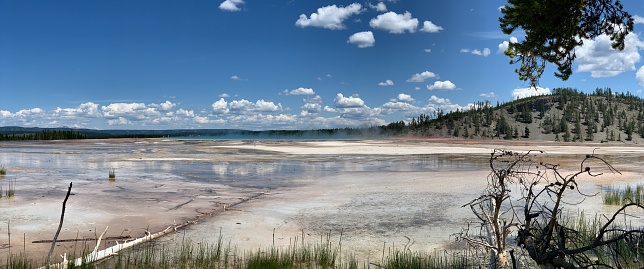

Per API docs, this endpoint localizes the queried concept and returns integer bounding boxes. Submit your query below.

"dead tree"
[458,149,644,269]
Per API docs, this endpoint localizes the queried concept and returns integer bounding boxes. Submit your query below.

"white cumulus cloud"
[420,21,443,33]
[634,15,644,24]
[296,3,362,30]
[575,32,644,77]
[406,71,438,82]
[283,87,315,95]
[54,102,100,118]
[427,80,456,91]
[480,92,496,98]
[348,31,375,48]
[498,36,518,53]
[219,0,245,12]
[378,79,394,86]
[334,93,365,108]
[369,2,387,12]
[255,100,282,112]
[397,93,414,102]
[212,98,230,114]
[424,96,470,113]
[369,11,418,34]
[107,117,131,126]
[512,86,551,100]
[637,65,644,86]
[461,48,491,57]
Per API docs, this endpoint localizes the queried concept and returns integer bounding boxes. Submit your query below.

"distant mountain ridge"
[3,87,644,143]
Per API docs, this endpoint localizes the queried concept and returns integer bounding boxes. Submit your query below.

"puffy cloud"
[0,110,11,118]
[283,87,315,95]
[155,101,176,111]
[420,21,443,33]
[379,101,418,114]
[193,116,211,124]
[53,102,100,118]
[480,92,496,98]
[323,106,337,113]
[335,107,376,120]
[212,98,282,114]
[296,3,362,30]
[512,86,551,100]
[424,96,471,113]
[219,0,245,12]
[301,103,322,113]
[348,31,375,48]
[369,11,418,34]
[397,93,414,102]
[228,99,254,112]
[219,93,231,98]
[378,79,394,86]
[230,75,241,80]
[637,65,644,86]
[369,2,387,12]
[107,117,131,126]
[424,48,431,53]
[175,109,194,117]
[14,108,45,119]
[406,71,438,82]
[575,32,644,77]
[634,15,644,24]
[461,48,491,57]
[498,36,518,53]
[301,95,324,114]
[427,80,456,91]
[212,98,230,114]
[255,100,282,112]
[101,103,161,120]
[334,93,365,108]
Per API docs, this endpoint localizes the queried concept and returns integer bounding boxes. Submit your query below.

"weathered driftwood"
[41,221,195,269]
[41,191,268,269]
[32,235,131,243]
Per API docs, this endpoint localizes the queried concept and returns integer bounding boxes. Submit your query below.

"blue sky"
[1,0,644,130]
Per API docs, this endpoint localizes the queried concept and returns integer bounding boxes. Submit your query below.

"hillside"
[384,87,644,144]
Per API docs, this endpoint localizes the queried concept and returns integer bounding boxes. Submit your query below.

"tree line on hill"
[380,87,644,143]
[0,130,87,141]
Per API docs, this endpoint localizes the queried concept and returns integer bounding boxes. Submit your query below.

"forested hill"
[382,88,644,143]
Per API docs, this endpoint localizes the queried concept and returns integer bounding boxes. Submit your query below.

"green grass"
[3,254,37,269]
[0,166,6,176]
[557,212,644,268]
[603,184,644,205]
[4,178,15,198]
[1,231,471,269]
[108,168,116,181]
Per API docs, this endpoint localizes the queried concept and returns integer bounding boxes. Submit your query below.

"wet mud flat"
[1,139,643,263]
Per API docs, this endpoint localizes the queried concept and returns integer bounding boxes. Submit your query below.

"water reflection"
[0,141,488,192]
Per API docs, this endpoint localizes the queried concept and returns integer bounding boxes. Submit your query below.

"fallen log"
[32,235,131,243]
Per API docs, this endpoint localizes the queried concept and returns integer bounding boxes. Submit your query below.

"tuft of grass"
[4,254,37,269]
[603,184,644,205]
[0,166,6,176]
[5,178,15,198]
[91,233,471,269]
[108,168,116,181]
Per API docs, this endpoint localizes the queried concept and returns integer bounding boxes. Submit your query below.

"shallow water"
[2,139,642,264]
[0,139,489,262]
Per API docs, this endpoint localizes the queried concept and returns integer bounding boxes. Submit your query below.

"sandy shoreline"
[1,138,643,264]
